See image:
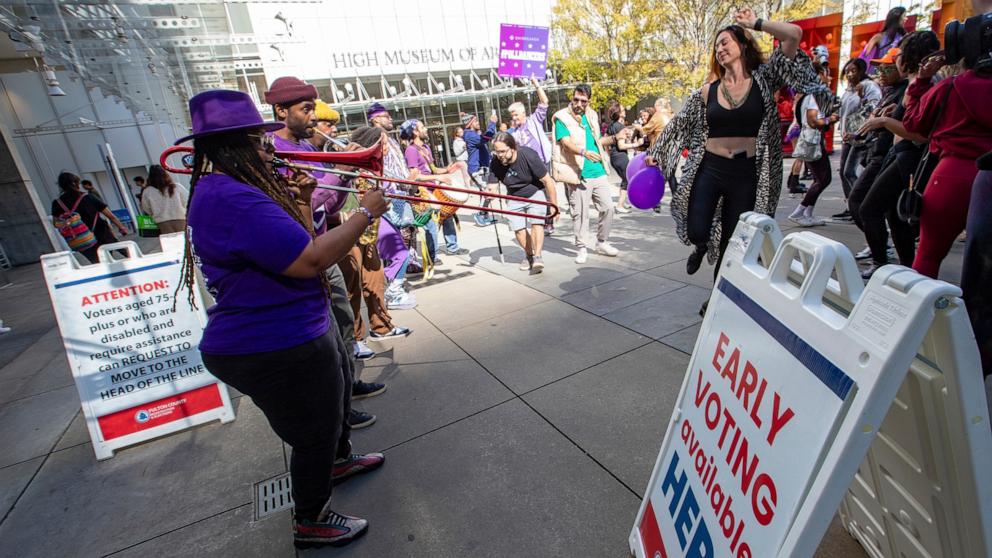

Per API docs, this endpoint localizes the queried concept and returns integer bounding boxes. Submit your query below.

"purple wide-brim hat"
[175,89,284,145]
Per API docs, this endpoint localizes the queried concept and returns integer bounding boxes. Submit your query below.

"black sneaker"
[293,512,368,549]
[686,246,706,275]
[348,409,376,429]
[369,326,412,341]
[860,263,884,280]
[352,380,386,400]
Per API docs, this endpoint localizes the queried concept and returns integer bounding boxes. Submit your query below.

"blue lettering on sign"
[661,451,715,558]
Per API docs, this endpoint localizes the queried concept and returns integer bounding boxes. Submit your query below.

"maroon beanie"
[263,76,318,106]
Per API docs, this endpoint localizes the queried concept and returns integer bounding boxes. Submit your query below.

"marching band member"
[264,76,391,426]
[310,99,343,152]
[176,89,386,548]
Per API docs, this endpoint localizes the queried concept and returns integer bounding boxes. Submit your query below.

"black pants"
[202,331,352,521]
[800,145,833,207]
[962,169,992,377]
[848,151,888,231]
[688,152,758,279]
[610,153,630,190]
[327,263,356,370]
[860,142,923,266]
[838,142,864,199]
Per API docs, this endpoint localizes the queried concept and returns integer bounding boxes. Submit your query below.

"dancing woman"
[175,90,388,549]
[647,8,832,312]
[860,7,908,74]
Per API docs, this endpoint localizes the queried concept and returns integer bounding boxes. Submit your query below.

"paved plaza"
[0,163,967,557]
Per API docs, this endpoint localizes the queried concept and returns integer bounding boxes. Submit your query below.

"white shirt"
[452,137,468,161]
[140,185,189,222]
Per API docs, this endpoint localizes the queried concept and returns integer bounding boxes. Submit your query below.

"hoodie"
[903,70,992,160]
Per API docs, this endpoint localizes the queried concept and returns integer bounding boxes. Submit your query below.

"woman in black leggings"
[648,7,831,315]
[853,31,939,278]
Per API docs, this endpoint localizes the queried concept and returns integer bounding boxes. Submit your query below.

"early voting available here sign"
[630,214,980,558]
[636,279,855,558]
[498,24,549,78]
[42,236,234,460]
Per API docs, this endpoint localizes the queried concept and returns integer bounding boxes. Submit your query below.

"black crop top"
[706,81,764,138]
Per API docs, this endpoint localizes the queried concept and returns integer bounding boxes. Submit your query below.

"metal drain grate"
[253,473,294,520]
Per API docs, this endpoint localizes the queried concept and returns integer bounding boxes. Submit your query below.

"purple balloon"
[626,152,647,183]
[628,167,666,209]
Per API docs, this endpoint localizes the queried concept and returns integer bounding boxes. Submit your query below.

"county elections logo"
[134,410,151,423]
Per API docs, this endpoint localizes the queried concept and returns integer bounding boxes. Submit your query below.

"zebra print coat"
[649,49,834,262]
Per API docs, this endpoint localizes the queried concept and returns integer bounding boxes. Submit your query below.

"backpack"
[54,195,98,252]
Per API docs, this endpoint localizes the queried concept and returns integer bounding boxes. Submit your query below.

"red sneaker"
[293,511,368,549]
[332,452,385,483]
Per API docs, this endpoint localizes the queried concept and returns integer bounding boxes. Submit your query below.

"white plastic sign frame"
[630,213,962,558]
[42,235,234,460]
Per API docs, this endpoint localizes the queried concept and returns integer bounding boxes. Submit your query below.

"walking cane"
[476,168,505,264]
[492,194,505,264]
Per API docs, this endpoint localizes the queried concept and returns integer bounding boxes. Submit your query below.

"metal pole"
[100,143,138,230]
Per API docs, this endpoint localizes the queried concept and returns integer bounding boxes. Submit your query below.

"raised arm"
[735,8,802,59]
[532,76,549,106]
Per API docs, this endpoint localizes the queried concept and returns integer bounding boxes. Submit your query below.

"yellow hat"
[314,100,340,123]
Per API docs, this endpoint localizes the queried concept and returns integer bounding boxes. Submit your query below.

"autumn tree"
[550,0,839,107]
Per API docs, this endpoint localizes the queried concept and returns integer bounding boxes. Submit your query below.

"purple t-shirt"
[270,133,347,234]
[404,143,433,175]
[187,173,329,355]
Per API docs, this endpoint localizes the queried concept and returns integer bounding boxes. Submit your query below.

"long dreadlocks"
[173,131,331,310]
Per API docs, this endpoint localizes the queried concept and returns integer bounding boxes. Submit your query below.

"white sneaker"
[615,205,631,214]
[793,216,816,227]
[386,291,417,310]
[596,242,619,257]
[353,340,376,360]
[574,247,588,264]
[854,246,872,260]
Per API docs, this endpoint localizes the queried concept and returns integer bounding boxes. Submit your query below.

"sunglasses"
[247,133,275,152]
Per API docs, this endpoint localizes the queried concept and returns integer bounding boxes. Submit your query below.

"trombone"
[160,139,560,220]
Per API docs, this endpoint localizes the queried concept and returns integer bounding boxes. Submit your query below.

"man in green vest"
[552,84,619,264]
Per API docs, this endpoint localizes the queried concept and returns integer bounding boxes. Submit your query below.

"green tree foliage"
[550,0,839,108]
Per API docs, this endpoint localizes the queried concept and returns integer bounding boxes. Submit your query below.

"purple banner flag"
[498,24,549,78]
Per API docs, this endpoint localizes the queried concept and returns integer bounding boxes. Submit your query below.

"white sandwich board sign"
[630,213,988,557]
[41,235,234,460]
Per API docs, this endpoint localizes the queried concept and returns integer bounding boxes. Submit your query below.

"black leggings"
[610,153,630,190]
[688,152,758,279]
[800,145,833,207]
[202,330,353,521]
[848,152,888,230]
[860,142,923,266]
[962,169,992,377]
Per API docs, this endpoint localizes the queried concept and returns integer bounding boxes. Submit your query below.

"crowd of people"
[40,1,992,548]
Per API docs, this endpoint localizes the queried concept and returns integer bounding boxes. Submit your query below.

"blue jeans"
[425,218,458,257]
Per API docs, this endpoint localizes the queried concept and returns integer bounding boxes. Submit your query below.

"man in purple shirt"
[508,77,555,233]
[507,77,552,165]
[265,76,394,428]
[399,119,467,258]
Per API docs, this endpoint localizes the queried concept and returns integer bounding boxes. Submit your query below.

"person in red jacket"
[902,46,992,278]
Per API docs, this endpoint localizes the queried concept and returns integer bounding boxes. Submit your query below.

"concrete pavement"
[0,166,964,557]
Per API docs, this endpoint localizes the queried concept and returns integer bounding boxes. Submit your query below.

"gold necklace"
[720,78,752,109]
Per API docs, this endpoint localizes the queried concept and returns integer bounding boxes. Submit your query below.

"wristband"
[580,148,586,157]
[754,18,763,31]
[356,206,374,225]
